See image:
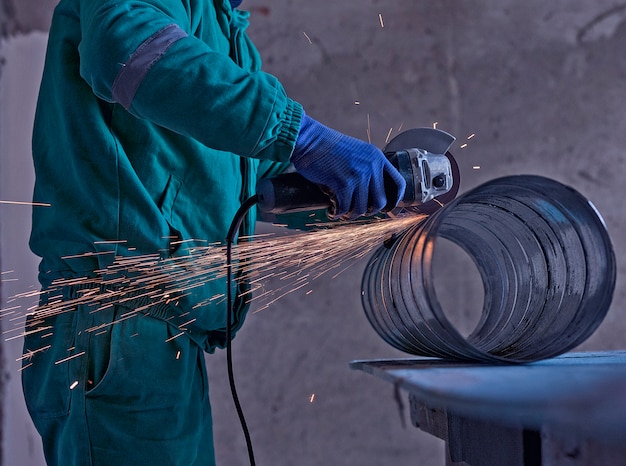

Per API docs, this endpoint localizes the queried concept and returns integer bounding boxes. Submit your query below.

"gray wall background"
[1,1,625,465]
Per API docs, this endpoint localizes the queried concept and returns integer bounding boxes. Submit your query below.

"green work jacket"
[30,0,303,351]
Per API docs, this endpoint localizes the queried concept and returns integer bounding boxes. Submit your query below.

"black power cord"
[225,194,259,466]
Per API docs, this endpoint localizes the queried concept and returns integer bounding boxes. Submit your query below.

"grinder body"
[256,128,459,216]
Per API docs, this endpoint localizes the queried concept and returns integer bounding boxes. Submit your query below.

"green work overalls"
[23,0,302,464]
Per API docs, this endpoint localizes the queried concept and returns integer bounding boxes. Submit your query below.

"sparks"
[70,381,79,390]
[385,127,393,144]
[19,363,33,372]
[310,393,315,403]
[17,345,51,362]
[6,215,425,341]
[55,351,86,365]
[473,166,481,170]
[460,143,468,149]
[302,31,312,44]
[0,200,51,207]
[165,332,185,343]
[378,14,385,28]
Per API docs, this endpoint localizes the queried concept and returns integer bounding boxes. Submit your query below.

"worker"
[22,1,406,465]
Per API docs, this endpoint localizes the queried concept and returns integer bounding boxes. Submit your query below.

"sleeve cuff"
[278,98,304,155]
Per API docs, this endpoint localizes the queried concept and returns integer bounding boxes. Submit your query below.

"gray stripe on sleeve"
[112,24,187,110]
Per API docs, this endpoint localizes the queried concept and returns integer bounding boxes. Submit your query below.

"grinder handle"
[256,172,333,214]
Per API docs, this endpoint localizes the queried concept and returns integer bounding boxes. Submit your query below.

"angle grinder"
[256,127,461,217]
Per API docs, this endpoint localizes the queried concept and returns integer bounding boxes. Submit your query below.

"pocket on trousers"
[83,310,118,396]
[85,308,197,404]
[22,312,76,419]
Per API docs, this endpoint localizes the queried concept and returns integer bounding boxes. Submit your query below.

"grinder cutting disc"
[384,128,461,215]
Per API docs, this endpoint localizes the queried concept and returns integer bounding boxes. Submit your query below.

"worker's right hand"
[291,113,406,219]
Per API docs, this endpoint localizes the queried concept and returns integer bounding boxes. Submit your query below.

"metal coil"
[361,175,616,363]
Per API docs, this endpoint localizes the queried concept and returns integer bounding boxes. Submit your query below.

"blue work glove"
[291,113,406,219]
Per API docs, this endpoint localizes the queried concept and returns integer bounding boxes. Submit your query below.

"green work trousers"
[22,298,215,465]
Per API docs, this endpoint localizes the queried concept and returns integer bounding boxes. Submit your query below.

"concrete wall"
[1,1,625,465]
[0,0,56,35]
[0,32,49,466]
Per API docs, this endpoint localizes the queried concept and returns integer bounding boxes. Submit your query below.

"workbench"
[350,351,626,466]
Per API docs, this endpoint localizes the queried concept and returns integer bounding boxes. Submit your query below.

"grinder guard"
[384,128,460,216]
